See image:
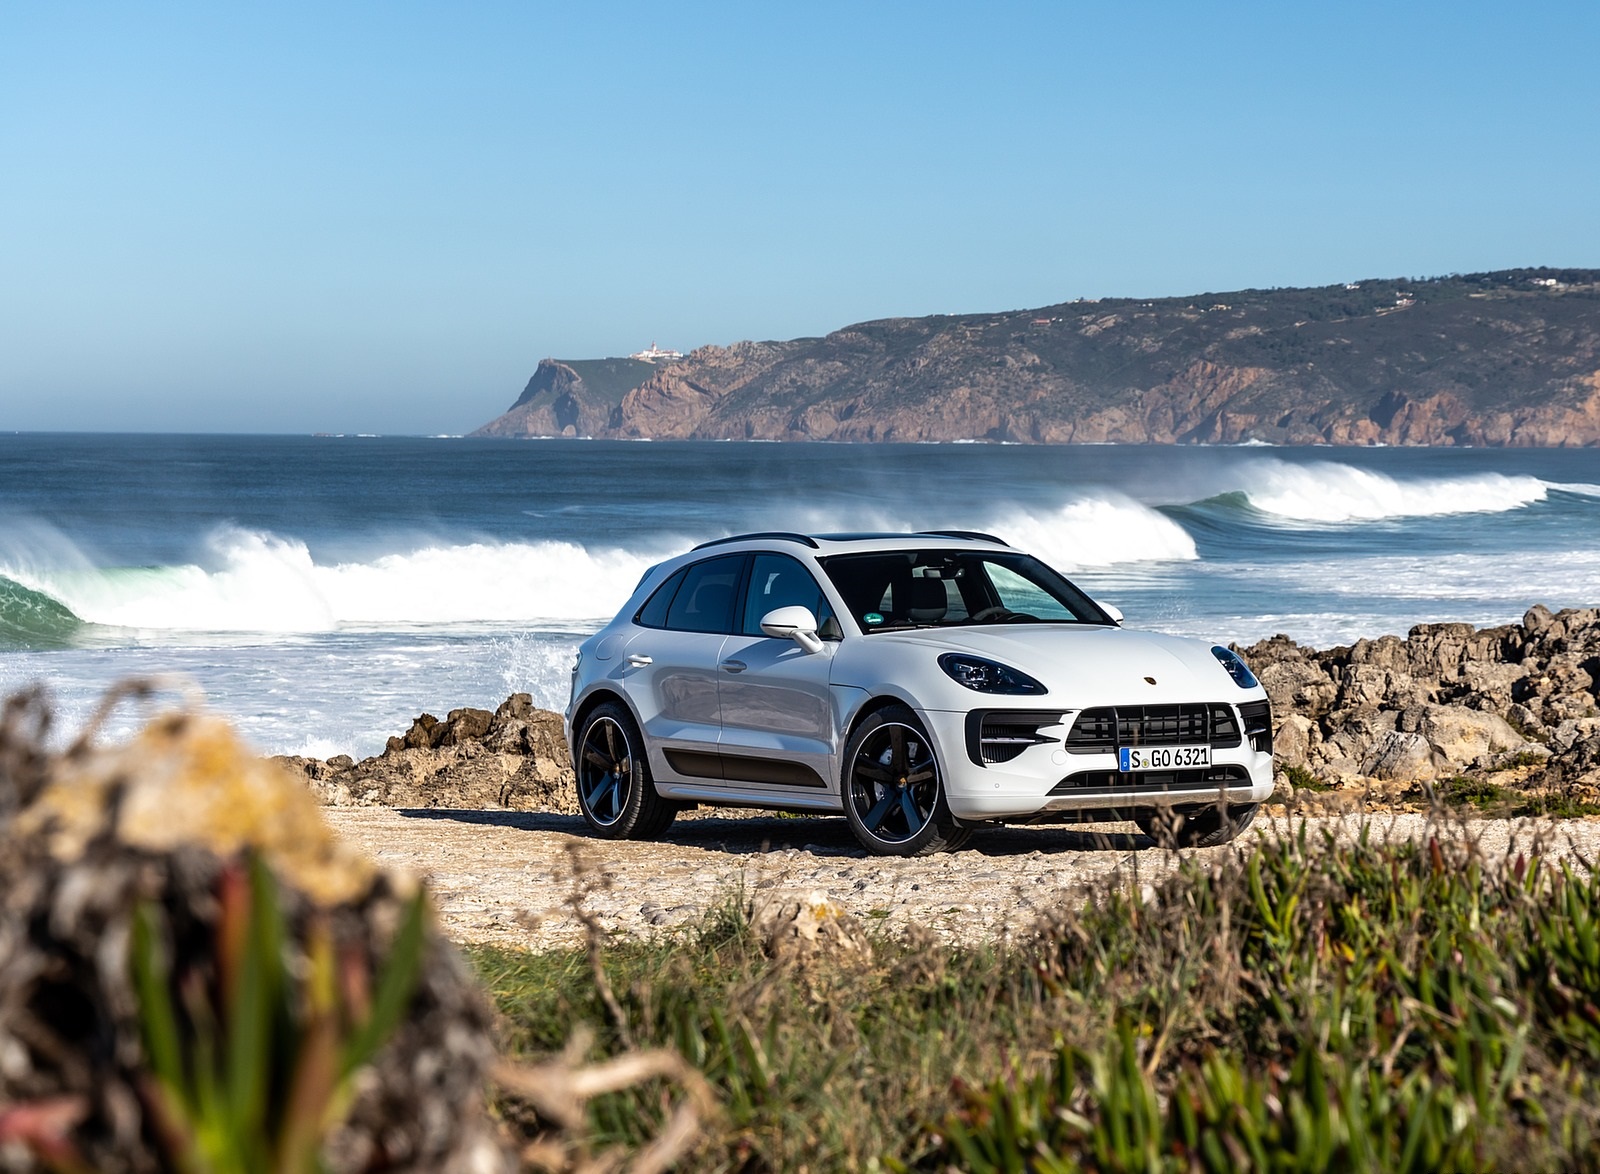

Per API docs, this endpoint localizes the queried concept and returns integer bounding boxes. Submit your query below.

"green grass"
[470,824,1600,1171]
[1436,775,1512,810]
[562,358,659,403]
[1434,775,1600,819]
[1282,763,1332,793]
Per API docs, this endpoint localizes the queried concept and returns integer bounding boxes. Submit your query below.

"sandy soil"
[320,807,1600,952]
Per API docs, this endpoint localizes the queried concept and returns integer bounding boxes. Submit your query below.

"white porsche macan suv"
[565,532,1273,856]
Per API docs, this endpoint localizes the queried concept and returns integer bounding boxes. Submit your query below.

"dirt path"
[321,808,1600,951]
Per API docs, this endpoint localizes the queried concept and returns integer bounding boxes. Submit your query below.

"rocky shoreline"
[274,606,1600,816]
[1239,604,1600,802]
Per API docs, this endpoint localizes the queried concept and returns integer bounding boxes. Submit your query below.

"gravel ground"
[321,808,1600,952]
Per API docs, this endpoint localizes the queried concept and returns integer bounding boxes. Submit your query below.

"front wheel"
[1135,802,1258,848]
[575,702,677,840]
[842,706,970,856]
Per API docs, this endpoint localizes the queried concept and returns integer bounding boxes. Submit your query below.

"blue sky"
[2,2,1596,433]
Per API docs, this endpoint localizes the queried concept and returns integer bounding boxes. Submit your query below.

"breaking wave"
[0,498,1199,638]
[1229,460,1563,523]
[782,494,1199,570]
[974,497,1198,567]
[1,528,662,635]
[0,577,83,647]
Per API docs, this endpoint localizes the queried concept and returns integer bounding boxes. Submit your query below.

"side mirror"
[760,605,825,653]
[1101,603,1124,626]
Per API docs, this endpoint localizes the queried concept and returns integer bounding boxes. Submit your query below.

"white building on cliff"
[629,341,683,362]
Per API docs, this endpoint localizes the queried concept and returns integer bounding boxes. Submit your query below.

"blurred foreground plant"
[130,854,426,1173]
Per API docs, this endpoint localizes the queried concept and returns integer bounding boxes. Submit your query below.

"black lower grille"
[1048,765,1251,795]
[1066,703,1244,754]
[965,710,1065,766]
[1239,700,1273,753]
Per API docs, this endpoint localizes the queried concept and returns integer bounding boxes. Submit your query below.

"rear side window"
[663,555,744,634]
[635,568,686,628]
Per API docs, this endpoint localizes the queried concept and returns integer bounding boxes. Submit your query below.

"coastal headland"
[473,268,1600,445]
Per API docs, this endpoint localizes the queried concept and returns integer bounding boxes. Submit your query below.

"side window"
[664,555,744,634]
[635,568,686,629]
[742,554,839,639]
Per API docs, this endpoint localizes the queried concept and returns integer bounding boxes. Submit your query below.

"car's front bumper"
[917,706,1275,822]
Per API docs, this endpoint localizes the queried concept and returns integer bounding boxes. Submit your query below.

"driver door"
[716,553,840,794]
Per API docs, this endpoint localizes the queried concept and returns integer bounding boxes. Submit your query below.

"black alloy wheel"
[575,702,677,839]
[843,704,970,856]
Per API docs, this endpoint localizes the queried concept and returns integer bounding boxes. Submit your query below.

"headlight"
[1211,646,1258,689]
[938,653,1047,695]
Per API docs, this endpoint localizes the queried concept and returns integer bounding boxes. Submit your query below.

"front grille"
[1065,704,1243,754]
[1239,700,1273,753]
[965,710,1065,766]
[1048,764,1251,795]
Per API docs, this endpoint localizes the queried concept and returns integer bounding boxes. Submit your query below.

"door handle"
[720,659,747,673]
[626,654,653,667]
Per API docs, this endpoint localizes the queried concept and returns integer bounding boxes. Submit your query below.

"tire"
[842,705,971,857]
[574,702,677,840]
[1135,802,1258,849]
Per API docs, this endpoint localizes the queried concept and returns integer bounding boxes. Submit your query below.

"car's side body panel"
[615,628,726,784]
[715,633,838,786]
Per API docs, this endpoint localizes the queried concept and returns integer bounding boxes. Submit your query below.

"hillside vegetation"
[473,268,1600,445]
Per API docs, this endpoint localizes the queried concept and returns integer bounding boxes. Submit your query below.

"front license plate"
[1119,744,1211,772]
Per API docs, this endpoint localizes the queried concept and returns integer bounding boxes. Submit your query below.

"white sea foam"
[978,497,1198,568]
[782,494,1199,570]
[1552,481,1600,498]
[7,527,662,633]
[1237,460,1551,522]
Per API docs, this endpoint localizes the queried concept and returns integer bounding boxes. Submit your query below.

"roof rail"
[691,531,820,551]
[917,529,1010,546]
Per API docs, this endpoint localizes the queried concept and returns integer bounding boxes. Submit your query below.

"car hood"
[864,625,1246,707]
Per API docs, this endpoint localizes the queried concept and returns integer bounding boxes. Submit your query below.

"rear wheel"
[1135,802,1258,848]
[575,702,677,840]
[842,705,971,856]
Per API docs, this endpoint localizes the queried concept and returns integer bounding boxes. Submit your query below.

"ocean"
[1,433,1596,759]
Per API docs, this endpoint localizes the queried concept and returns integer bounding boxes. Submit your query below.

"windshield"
[818,549,1113,632]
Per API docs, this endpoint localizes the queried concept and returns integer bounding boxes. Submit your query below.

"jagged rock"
[1362,732,1437,781]
[1272,714,1319,767]
[1457,662,1526,709]
[440,707,494,747]
[403,713,444,750]
[1506,702,1549,740]
[1550,719,1600,754]
[1556,734,1600,786]
[1256,660,1338,721]
[1413,705,1525,770]
[275,696,578,814]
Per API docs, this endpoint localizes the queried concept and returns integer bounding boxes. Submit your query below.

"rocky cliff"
[471,357,658,438]
[474,269,1600,445]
